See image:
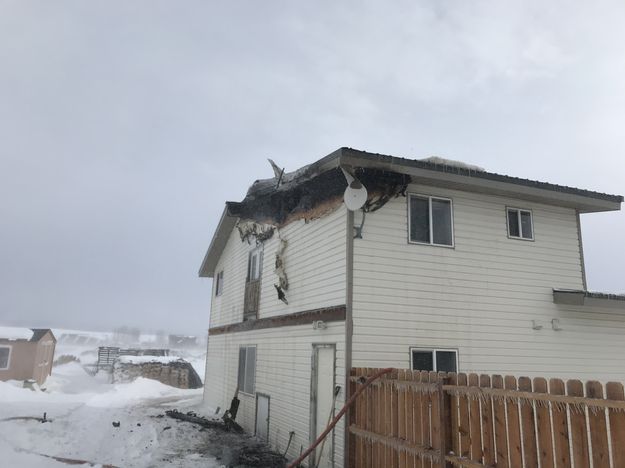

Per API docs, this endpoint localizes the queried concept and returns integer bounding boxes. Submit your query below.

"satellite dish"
[341,166,368,211]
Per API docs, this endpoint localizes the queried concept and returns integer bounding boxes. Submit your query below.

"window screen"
[411,350,434,371]
[0,347,9,369]
[215,271,224,297]
[237,346,256,394]
[409,195,453,246]
[411,348,457,372]
[507,208,533,240]
[435,350,457,373]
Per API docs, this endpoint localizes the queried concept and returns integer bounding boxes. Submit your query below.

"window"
[408,194,454,247]
[410,348,457,373]
[0,346,11,370]
[215,270,224,297]
[507,208,533,240]
[247,247,263,282]
[238,346,256,394]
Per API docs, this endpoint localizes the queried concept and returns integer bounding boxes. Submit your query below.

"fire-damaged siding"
[351,184,625,381]
[203,322,346,465]
[209,206,347,327]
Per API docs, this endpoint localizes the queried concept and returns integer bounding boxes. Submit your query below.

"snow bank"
[0,326,33,341]
[117,355,183,365]
[86,377,196,408]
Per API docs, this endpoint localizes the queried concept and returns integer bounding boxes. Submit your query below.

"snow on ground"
[0,361,219,467]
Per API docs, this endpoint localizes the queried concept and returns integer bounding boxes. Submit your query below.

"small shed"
[0,328,56,385]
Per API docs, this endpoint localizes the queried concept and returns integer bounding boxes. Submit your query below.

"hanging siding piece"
[274,235,289,304]
[236,220,275,245]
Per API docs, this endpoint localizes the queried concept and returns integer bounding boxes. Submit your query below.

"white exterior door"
[312,344,336,468]
[255,393,270,442]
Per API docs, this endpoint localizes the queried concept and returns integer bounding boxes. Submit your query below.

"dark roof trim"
[30,329,55,342]
[341,148,623,205]
[198,206,238,278]
[553,288,625,309]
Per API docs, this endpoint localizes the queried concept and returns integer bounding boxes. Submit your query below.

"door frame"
[309,343,336,467]
[254,392,270,442]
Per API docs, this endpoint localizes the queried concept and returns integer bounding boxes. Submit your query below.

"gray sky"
[1,1,624,334]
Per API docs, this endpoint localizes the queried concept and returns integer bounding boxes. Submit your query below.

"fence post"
[438,376,452,468]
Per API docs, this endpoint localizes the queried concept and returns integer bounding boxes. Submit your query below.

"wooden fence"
[348,368,625,468]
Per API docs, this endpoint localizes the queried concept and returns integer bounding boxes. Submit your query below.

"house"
[198,147,624,467]
[0,327,56,385]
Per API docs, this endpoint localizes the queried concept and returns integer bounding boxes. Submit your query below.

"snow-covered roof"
[0,327,34,341]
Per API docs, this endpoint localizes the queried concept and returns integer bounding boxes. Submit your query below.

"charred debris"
[230,162,410,304]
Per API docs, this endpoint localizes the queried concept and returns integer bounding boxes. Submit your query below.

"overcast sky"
[1,1,624,334]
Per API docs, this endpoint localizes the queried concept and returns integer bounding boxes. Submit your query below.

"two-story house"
[199,147,624,467]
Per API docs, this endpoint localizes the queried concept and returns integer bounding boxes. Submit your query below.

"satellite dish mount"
[341,166,368,211]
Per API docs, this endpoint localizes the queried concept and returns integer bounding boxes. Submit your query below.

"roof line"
[341,147,624,203]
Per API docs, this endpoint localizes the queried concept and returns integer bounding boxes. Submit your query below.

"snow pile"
[0,326,34,341]
[117,355,183,365]
[420,156,485,172]
[87,377,195,408]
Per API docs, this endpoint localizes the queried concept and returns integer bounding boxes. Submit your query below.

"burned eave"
[237,167,410,226]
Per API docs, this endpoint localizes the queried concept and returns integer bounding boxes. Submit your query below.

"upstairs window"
[215,270,224,297]
[247,247,263,282]
[507,208,533,240]
[237,345,256,394]
[408,194,454,247]
[411,348,457,373]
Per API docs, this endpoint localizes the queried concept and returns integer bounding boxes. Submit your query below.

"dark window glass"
[410,197,430,243]
[237,348,246,391]
[411,350,434,371]
[508,209,520,237]
[244,347,256,394]
[520,211,533,239]
[432,199,453,246]
[215,271,224,296]
[435,351,457,373]
[0,347,9,368]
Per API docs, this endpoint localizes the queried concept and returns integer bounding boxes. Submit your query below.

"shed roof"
[199,147,623,277]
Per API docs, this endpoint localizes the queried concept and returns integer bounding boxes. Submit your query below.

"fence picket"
[456,373,470,459]
[566,380,589,468]
[549,378,571,468]
[468,373,483,463]
[480,374,496,466]
[518,377,538,468]
[607,382,625,468]
[586,381,609,467]
[492,375,508,467]
[348,368,625,468]
[534,377,554,468]
[504,376,522,468]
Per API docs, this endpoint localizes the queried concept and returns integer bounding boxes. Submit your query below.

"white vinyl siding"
[350,184,625,382]
[208,206,346,327]
[204,322,346,465]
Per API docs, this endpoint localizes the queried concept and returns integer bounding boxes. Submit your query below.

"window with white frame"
[247,247,263,282]
[215,270,224,297]
[408,194,454,246]
[0,346,11,370]
[410,348,457,373]
[507,208,533,240]
[237,346,256,394]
